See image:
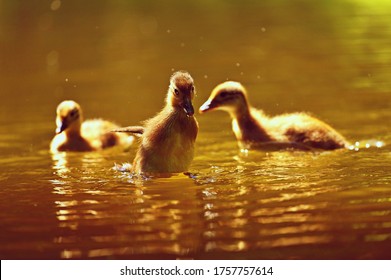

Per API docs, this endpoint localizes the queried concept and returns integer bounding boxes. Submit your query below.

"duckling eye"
[191,86,195,92]
[220,92,228,98]
[70,110,78,118]
[174,88,179,96]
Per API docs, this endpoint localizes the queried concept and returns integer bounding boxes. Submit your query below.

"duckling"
[123,71,198,174]
[199,81,349,150]
[50,100,134,152]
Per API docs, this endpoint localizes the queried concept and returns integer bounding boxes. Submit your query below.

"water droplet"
[236,62,240,67]
[204,75,208,79]
[180,42,185,47]
[376,141,384,148]
[65,78,69,82]
[257,75,261,79]
[46,50,58,66]
[240,149,249,154]
[261,27,266,32]
[50,0,61,11]
[46,51,60,74]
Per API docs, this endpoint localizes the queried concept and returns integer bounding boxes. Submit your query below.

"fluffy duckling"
[199,81,349,150]
[50,100,134,152]
[122,71,198,174]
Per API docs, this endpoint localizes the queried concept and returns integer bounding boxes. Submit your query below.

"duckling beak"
[56,119,68,134]
[199,99,217,113]
[183,98,195,117]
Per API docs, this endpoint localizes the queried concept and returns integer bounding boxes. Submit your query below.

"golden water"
[1,0,391,259]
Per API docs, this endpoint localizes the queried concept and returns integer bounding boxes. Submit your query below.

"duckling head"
[166,71,195,117]
[199,81,249,116]
[55,100,83,134]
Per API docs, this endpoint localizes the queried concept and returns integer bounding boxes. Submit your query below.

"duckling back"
[81,119,134,150]
[267,112,348,150]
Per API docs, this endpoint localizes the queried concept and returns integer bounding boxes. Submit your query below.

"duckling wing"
[82,119,119,137]
[268,113,347,149]
[111,126,144,135]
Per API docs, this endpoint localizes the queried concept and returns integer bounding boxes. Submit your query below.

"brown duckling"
[50,100,134,152]
[119,71,198,175]
[199,81,349,150]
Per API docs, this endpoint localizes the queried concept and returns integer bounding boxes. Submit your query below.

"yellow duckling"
[118,71,198,175]
[50,100,134,152]
[199,81,349,150]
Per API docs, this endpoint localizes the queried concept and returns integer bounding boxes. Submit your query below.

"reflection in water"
[193,147,391,256]
[50,151,207,258]
[51,152,70,178]
[50,152,119,258]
